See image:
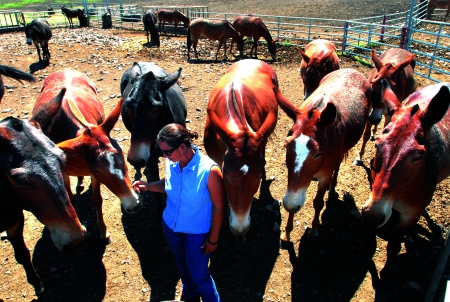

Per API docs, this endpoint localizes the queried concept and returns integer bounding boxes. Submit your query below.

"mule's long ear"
[100,97,123,136]
[66,97,95,128]
[372,49,382,71]
[422,84,450,127]
[161,67,182,91]
[298,48,310,64]
[129,62,143,81]
[391,54,415,77]
[30,88,66,131]
[381,78,401,117]
[318,102,336,127]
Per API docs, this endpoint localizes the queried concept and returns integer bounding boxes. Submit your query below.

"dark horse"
[157,9,189,36]
[0,116,87,296]
[0,65,36,102]
[187,18,244,61]
[24,18,52,62]
[143,10,160,47]
[60,5,84,28]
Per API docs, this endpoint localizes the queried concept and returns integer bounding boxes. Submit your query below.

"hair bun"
[188,130,199,140]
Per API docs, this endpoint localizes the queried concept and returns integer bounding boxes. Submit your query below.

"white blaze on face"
[229,207,251,235]
[106,153,124,180]
[240,164,249,175]
[282,134,311,212]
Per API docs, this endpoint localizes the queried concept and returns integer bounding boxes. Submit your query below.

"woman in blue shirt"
[132,123,224,302]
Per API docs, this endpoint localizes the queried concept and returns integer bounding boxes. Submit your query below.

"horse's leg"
[174,22,178,36]
[215,41,224,61]
[281,212,294,242]
[353,120,372,166]
[193,36,199,59]
[44,41,50,60]
[91,176,110,244]
[309,177,330,238]
[34,41,42,61]
[6,213,43,296]
[251,40,258,58]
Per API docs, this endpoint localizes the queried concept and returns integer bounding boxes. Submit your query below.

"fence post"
[380,15,386,42]
[277,17,280,39]
[342,21,348,52]
[400,24,408,49]
[21,12,26,25]
[405,0,416,50]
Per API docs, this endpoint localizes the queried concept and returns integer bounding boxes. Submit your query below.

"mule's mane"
[257,18,273,42]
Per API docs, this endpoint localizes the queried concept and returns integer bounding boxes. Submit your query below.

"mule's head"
[0,117,87,252]
[267,38,280,60]
[362,83,450,230]
[58,98,142,214]
[121,63,182,168]
[223,139,266,236]
[282,95,336,213]
[24,22,34,45]
[299,48,338,100]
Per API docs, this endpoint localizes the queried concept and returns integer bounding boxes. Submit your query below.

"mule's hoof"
[370,136,376,141]
[280,231,290,242]
[101,232,112,245]
[76,184,85,194]
[353,158,363,166]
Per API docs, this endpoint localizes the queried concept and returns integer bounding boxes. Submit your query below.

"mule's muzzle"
[26,39,33,45]
[127,157,146,169]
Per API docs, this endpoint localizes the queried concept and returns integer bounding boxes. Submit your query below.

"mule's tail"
[0,65,36,84]
[187,27,191,58]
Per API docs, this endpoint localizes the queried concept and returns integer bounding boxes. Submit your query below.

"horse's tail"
[0,65,36,84]
[187,27,191,54]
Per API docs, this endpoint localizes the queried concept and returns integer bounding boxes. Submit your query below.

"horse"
[0,116,87,296]
[47,6,55,16]
[277,68,372,241]
[120,62,187,215]
[361,82,450,299]
[232,16,279,60]
[427,0,450,21]
[143,10,160,47]
[156,9,189,36]
[298,39,340,100]
[31,70,142,243]
[204,59,282,237]
[354,48,416,165]
[60,5,84,28]
[187,18,244,61]
[24,18,52,62]
[0,65,36,102]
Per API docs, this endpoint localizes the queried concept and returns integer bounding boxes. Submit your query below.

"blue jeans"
[162,220,221,302]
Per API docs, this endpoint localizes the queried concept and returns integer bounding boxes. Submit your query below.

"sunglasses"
[159,144,180,156]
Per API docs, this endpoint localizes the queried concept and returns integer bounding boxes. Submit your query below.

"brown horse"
[232,16,279,60]
[157,9,189,36]
[187,18,244,61]
[427,0,450,21]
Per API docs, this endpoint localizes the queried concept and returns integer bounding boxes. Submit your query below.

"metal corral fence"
[0,10,25,32]
[2,1,449,82]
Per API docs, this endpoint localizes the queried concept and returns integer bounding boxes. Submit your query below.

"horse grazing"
[299,39,340,100]
[354,48,416,165]
[232,16,279,60]
[427,0,450,21]
[24,18,52,62]
[120,62,187,213]
[187,18,244,61]
[277,69,372,241]
[143,10,160,47]
[60,5,84,28]
[362,82,450,298]
[0,116,87,296]
[0,65,36,102]
[157,9,189,36]
[204,59,282,237]
[31,70,142,243]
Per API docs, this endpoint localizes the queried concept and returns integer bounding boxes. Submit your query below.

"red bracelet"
[207,237,218,245]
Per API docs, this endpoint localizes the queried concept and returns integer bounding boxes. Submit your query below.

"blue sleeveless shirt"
[163,146,218,234]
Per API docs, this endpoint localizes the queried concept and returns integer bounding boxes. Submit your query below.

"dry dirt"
[1,1,450,302]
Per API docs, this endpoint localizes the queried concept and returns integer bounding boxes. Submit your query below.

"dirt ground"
[1,1,450,302]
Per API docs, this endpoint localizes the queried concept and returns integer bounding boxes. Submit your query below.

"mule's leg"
[34,41,42,61]
[354,120,372,166]
[7,213,44,296]
[174,22,178,36]
[91,177,110,244]
[280,212,295,241]
[251,40,258,58]
[309,177,331,237]
[193,37,199,59]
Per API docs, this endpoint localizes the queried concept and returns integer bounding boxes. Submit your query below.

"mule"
[31,70,142,243]
[0,65,36,102]
[204,59,283,237]
[143,10,160,47]
[187,18,244,61]
[299,39,340,100]
[157,9,189,36]
[277,68,372,241]
[354,48,416,165]
[47,6,55,16]
[60,5,84,28]
[427,0,450,21]
[232,16,279,60]
[362,82,450,299]
[24,18,52,62]
[0,116,87,296]
[120,62,187,214]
